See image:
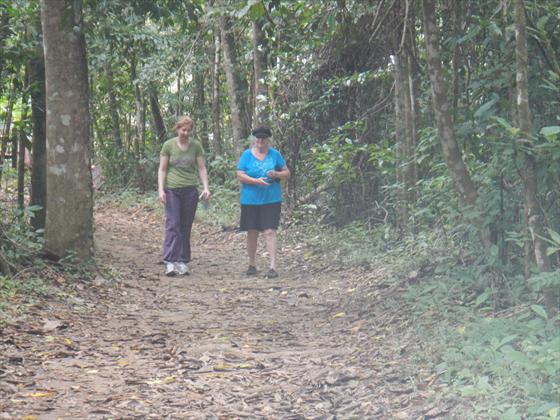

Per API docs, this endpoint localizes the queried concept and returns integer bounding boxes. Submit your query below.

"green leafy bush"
[423,311,560,419]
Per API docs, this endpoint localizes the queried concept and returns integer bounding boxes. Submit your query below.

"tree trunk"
[421,0,478,207]
[17,77,29,211]
[11,127,18,170]
[0,79,16,185]
[194,70,209,152]
[149,87,167,144]
[130,54,145,189]
[451,1,464,112]
[252,18,269,126]
[28,18,47,231]
[0,7,10,96]
[134,86,144,144]
[393,3,417,232]
[211,29,222,155]
[104,58,122,150]
[394,51,408,231]
[41,0,93,261]
[176,70,182,117]
[514,0,553,304]
[406,50,418,199]
[132,73,145,156]
[220,15,249,156]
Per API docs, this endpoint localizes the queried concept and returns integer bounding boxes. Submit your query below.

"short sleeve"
[160,141,170,157]
[196,141,204,158]
[275,150,286,169]
[237,150,250,171]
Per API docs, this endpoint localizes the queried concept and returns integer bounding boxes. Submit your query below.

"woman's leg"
[179,187,199,263]
[247,229,259,267]
[263,229,277,270]
[163,189,182,263]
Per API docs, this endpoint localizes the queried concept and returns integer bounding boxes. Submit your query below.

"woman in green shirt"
[158,116,211,276]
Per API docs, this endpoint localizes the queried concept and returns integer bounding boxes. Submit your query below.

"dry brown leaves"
[0,203,447,419]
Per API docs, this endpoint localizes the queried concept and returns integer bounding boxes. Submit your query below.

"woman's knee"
[263,229,276,238]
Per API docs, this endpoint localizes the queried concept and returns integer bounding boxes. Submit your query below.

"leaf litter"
[0,203,447,418]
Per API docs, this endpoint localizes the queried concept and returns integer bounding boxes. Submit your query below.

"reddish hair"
[175,116,194,131]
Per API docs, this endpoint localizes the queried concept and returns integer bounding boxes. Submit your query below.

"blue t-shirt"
[237,148,286,205]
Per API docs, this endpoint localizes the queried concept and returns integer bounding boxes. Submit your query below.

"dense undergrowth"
[0,177,108,324]
[295,211,560,419]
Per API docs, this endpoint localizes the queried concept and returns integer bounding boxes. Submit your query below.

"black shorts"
[239,202,282,232]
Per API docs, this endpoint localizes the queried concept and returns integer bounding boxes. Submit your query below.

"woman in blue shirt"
[236,127,290,278]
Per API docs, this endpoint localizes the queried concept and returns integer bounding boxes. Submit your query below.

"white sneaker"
[175,262,189,275]
[165,262,176,277]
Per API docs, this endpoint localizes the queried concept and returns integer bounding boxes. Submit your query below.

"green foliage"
[195,185,239,228]
[527,270,560,294]
[300,221,391,266]
[95,186,161,214]
[541,229,560,257]
[0,203,44,273]
[420,310,560,419]
[96,150,159,191]
[206,153,238,190]
[0,275,50,315]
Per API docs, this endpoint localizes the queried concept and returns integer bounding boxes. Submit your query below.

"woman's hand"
[267,166,290,182]
[255,177,270,186]
[236,170,270,186]
[159,190,166,204]
[199,189,211,200]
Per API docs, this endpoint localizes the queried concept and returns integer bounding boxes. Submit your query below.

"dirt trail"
[1,204,437,419]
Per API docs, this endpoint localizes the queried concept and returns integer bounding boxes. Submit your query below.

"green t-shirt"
[160,137,204,189]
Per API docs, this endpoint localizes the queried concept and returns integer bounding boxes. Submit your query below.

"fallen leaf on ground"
[26,391,56,398]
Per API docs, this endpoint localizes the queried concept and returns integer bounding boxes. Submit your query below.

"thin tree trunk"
[28,54,47,230]
[451,1,463,112]
[220,15,249,156]
[28,13,47,230]
[394,51,408,231]
[0,7,10,96]
[140,98,146,156]
[0,79,16,185]
[131,56,145,157]
[177,70,182,117]
[514,0,553,288]
[149,87,167,144]
[211,29,222,155]
[17,73,29,210]
[421,0,478,207]
[11,126,17,170]
[194,71,209,152]
[393,2,416,231]
[134,89,144,188]
[134,92,145,188]
[252,18,269,126]
[406,50,418,196]
[17,124,27,210]
[105,58,122,150]
[41,0,93,261]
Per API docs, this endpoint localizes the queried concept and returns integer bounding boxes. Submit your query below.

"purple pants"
[163,187,199,263]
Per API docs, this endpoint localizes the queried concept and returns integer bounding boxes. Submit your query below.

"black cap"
[251,126,272,138]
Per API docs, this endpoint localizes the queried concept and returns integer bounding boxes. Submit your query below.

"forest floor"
[0,203,449,419]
